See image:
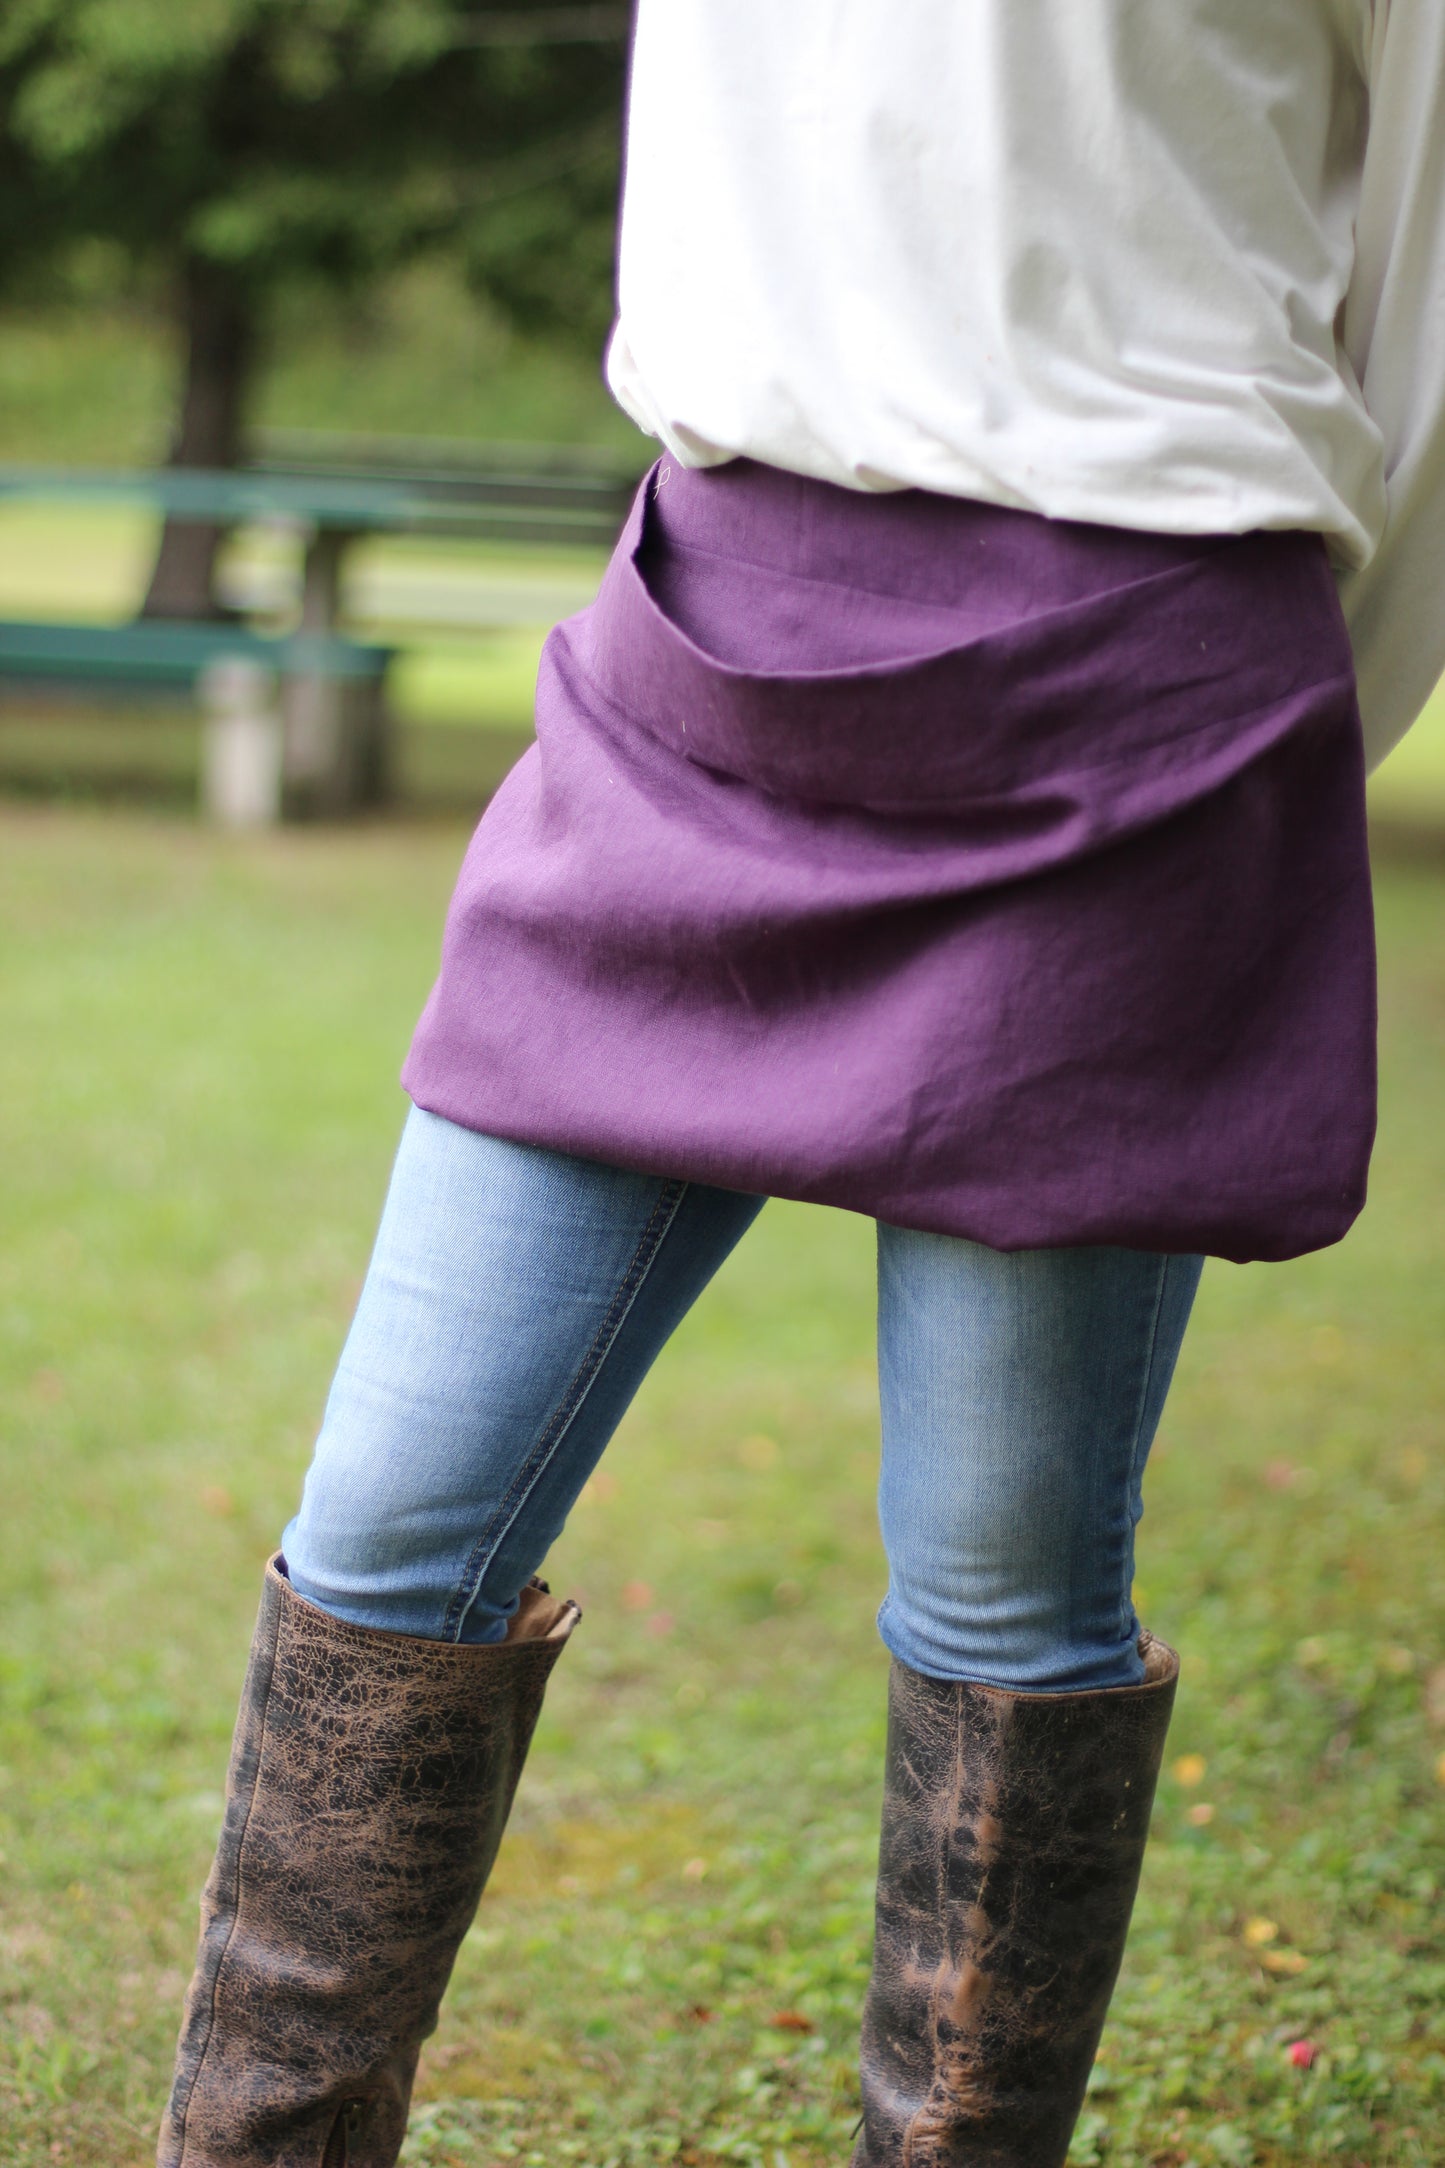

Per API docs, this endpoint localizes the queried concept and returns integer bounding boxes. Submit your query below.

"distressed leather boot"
[852,1632,1178,2167]
[159,1555,579,2167]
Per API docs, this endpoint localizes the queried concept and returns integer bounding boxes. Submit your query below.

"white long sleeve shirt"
[608,1,1445,768]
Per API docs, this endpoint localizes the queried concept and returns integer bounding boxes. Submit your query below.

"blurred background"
[1,9,1442,2168]
[0,0,1443,822]
[0,0,645,818]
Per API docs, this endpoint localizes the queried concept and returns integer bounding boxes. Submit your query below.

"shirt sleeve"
[1337,0,1445,770]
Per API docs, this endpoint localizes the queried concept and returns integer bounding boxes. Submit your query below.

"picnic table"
[0,455,639,819]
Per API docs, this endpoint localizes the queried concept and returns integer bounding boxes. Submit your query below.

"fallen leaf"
[1261,1949,1308,1976]
[1186,1803,1216,1827]
[1242,1918,1279,1948]
[768,2011,815,2033]
[1173,1753,1207,1787]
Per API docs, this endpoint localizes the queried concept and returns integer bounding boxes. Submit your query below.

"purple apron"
[404,460,1375,1264]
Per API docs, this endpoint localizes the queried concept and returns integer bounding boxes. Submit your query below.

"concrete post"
[199,656,283,827]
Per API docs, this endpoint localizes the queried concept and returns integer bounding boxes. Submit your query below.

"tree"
[0,1,629,616]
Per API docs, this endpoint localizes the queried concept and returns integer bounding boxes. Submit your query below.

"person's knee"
[874,1233,1199,1692]
[877,1475,1142,1691]
[876,1568,1144,1692]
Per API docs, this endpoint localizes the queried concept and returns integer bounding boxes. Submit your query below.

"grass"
[1369,680,1445,827]
[0,267,641,469]
[0,804,1442,2167]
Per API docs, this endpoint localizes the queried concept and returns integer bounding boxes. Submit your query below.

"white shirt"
[608,1,1445,768]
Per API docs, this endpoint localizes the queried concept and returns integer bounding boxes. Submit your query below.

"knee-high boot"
[159,1555,579,2168]
[852,1633,1178,2167]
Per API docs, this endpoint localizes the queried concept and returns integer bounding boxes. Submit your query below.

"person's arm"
[1337,0,1445,769]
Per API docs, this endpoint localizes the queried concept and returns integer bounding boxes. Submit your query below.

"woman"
[160,6,1445,2165]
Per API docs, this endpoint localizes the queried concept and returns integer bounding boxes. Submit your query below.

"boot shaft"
[160,1559,579,2168]
[854,1635,1178,2167]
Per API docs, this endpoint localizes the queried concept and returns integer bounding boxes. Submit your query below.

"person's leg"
[284,1104,766,1643]
[854,1231,1203,2168]
[875,1233,1202,1691]
[162,1107,763,2168]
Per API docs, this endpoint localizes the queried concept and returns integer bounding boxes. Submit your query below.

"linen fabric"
[284,1106,1203,1692]
[404,461,1376,1265]
[609,0,1445,765]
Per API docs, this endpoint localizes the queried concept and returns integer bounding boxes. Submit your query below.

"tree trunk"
[140,259,256,622]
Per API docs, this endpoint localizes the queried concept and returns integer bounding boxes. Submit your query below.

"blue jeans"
[284,1108,1202,1691]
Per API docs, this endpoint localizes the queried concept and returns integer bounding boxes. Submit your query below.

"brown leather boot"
[852,1634,1178,2167]
[159,1555,579,2167]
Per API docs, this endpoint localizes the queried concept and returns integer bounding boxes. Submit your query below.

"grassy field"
[0,805,1442,2167]
[0,271,641,470]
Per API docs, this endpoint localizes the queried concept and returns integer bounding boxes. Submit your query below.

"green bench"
[0,614,393,822]
[0,452,639,819]
[0,619,383,688]
[0,615,393,820]
[0,458,636,634]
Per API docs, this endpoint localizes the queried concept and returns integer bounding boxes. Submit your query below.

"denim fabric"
[285,1107,1202,1690]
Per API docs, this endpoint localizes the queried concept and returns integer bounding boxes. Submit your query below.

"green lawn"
[1,810,1443,2168]
[1370,679,1445,826]
[0,271,641,470]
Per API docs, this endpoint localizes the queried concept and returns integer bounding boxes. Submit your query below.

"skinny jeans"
[285,1106,1202,1691]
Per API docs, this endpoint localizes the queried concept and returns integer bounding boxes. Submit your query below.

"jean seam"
[440,1177,692,1642]
[1115,1254,1175,1642]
